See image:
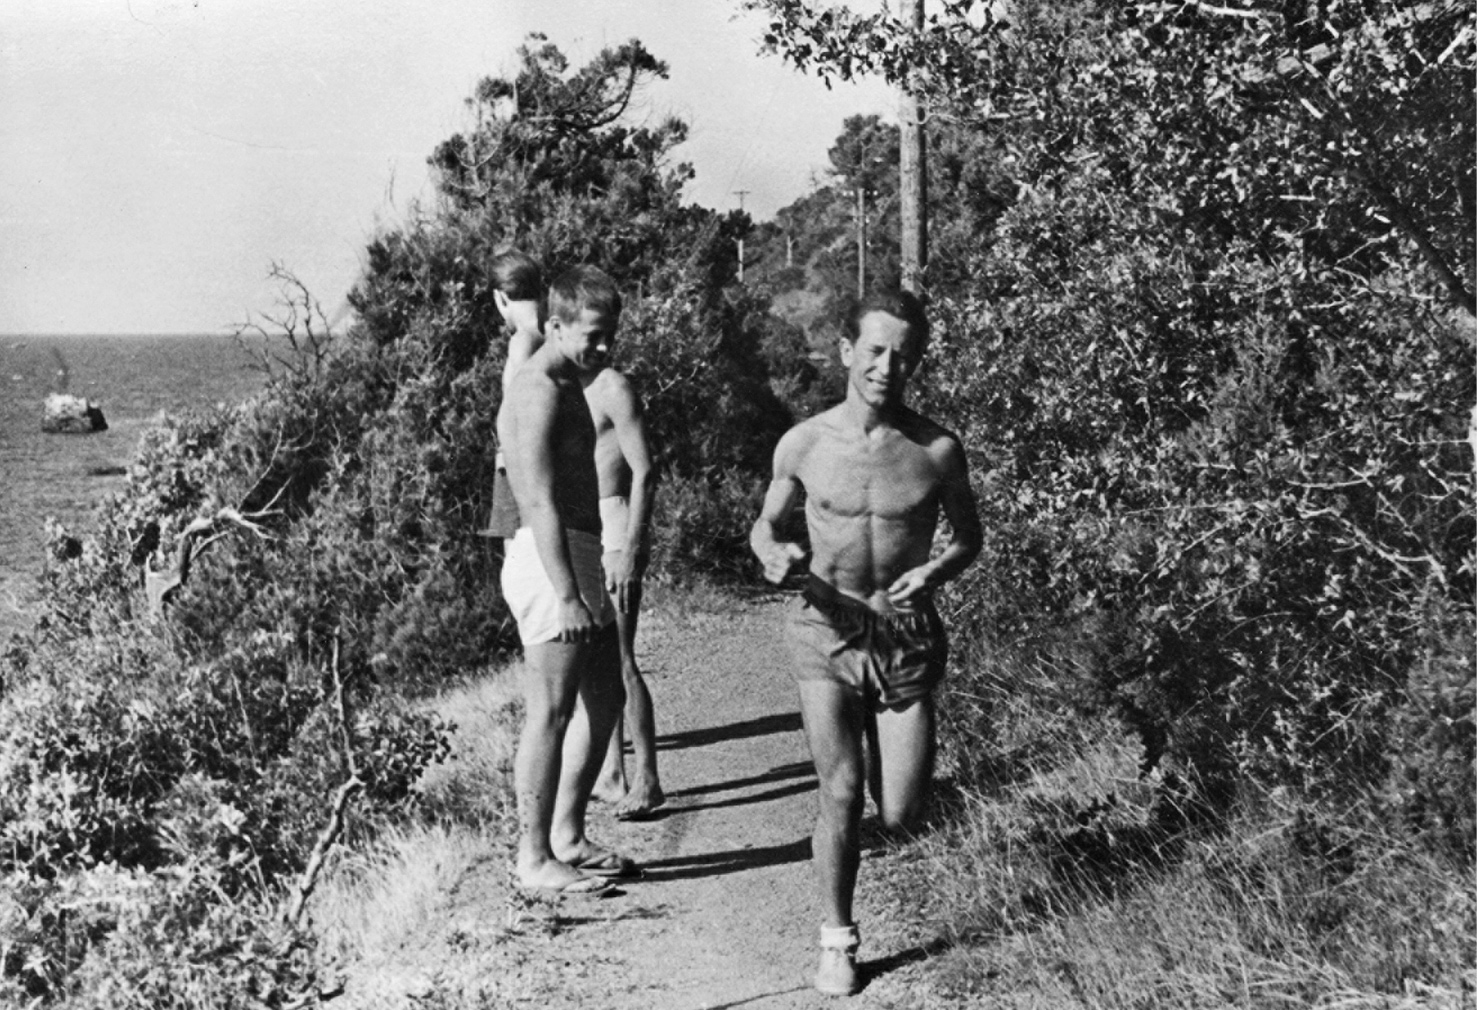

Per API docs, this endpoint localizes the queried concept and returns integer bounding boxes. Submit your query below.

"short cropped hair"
[488,249,543,302]
[844,289,929,349]
[547,266,623,324]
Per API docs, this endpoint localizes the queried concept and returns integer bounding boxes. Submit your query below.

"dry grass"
[311,823,501,966]
[871,639,1477,1010]
[308,662,525,999]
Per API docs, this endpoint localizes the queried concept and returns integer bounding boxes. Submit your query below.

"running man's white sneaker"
[815,924,861,996]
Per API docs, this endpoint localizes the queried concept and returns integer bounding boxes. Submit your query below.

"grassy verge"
[307,667,525,1006]
[864,637,1476,1009]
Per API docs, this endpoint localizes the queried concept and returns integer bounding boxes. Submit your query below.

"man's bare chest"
[799,436,938,521]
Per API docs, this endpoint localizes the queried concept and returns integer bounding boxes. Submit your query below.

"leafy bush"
[1,35,796,1001]
[57,867,320,1010]
[649,469,767,583]
[1384,606,1476,857]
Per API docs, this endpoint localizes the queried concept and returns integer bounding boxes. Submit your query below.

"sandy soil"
[334,591,946,1009]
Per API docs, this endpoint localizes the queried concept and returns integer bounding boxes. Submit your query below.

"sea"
[0,334,268,641]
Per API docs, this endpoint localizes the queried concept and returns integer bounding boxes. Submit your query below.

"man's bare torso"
[499,363,601,537]
[583,368,632,499]
[793,405,950,612]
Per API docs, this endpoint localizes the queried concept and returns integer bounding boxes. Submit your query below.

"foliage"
[0,862,323,1009]
[744,113,1013,323]
[751,0,1476,832]
[749,0,1475,313]
[0,32,801,1002]
[928,182,1472,809]
[355,33,794,568]
[1383,604,1476,857]
[0,392,455,1000]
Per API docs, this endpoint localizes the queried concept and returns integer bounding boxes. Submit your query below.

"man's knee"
[522,698,574,735]
[815,765,865,818]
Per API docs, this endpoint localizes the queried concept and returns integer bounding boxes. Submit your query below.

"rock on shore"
[42,393,108,433]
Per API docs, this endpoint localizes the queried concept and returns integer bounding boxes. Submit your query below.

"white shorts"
[501,527,615,645]
[599,495,630,553]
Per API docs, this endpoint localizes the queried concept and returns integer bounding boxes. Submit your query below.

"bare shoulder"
[898,408,965,460]
[773,409,834,476]
[508,363,559,415]
[584,367,639,417]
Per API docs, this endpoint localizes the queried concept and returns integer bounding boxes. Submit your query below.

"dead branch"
[282,774,362,930]
[144,501,282,618]
[284,633,362,930]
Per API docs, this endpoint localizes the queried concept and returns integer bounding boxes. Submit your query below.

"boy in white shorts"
[486,252,663,819]
[498,266,640,894]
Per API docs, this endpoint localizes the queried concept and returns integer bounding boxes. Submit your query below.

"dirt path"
[342,591,942,1009]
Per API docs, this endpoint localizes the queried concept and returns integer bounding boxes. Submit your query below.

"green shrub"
[61,867,321,1010]
[921,180,1474,809]
[1384,606,1476,858]
[649,470,766,583]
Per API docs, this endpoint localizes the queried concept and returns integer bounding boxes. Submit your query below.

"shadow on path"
[702,984,811,1009]
[861,935,956,990]
[672,779,816,815]
[657,711,803,751]
[668,761,813,800]
[640,838,811,882]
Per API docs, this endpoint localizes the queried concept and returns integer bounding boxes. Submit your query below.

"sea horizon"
[4,330,243,340]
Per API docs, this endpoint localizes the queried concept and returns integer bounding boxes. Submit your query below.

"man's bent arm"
[750,430,808,584]
[931,439,983,582]
[608,374,657,573]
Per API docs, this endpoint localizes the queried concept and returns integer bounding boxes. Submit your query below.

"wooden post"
[899,0,928,295]
[734,189,750,283]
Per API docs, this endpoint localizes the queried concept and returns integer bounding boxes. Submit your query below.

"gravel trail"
[339,591,941,1009]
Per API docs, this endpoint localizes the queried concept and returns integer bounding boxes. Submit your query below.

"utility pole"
[733,189,750,283]
[899,0,928,296]
[855,184,867,297]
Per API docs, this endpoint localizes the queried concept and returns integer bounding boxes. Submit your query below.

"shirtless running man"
[750,290,981,995]
[499,266,639,894]
[584,365,664,818]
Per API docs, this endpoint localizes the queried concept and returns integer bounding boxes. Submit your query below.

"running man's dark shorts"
[785,575,947,707]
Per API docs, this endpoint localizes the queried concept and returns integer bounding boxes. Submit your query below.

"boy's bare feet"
[516,857,613,895]
[612,776,665,820]
[554,841,643,879]
[592,766,627,805]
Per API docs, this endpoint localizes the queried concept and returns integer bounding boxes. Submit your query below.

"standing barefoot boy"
[584,363,663,819]
[499,266,638,893]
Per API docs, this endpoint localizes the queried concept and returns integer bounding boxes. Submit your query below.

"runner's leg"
[869,693,937,834]
[796,679,867,928]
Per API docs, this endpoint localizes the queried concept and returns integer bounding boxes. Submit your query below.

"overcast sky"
[0,0,893,335]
